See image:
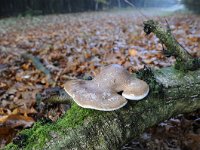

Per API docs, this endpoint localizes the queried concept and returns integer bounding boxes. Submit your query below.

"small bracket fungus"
[64,64,149,111]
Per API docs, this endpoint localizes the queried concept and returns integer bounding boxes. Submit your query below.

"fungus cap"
[64,64,149,111]
[64,80,127,111]
[122,78,149,100]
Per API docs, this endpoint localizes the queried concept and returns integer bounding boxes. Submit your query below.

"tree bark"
[6,67,200,150]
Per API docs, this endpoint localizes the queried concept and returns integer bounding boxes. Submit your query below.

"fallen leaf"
[129,48,137,56]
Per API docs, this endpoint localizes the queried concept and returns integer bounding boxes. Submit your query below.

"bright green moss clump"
[5,103,102,150]
[56,102,99,128]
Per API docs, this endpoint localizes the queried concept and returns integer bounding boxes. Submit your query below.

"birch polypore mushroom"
[122,78,149,100]
[64,64,149,111]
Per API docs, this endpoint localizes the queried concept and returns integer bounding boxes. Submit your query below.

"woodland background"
[0,0,198,17]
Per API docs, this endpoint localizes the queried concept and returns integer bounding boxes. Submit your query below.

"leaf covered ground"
[0,10,200,148]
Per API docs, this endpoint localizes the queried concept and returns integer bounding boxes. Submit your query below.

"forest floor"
[0,9,200,149]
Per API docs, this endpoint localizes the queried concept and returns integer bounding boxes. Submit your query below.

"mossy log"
[143,20,200,71]
[6,67,200,150]
[6,20,200,149]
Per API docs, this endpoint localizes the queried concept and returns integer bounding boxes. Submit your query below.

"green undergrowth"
[5,103,102,150]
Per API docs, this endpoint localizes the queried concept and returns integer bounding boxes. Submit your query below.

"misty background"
[0,0,199,17]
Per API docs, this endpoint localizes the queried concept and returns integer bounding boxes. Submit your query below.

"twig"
[43,58,61,72]
[143,20,200,71]
[52,69,63,87]
[124,0,149,19]
[21,53,54,83]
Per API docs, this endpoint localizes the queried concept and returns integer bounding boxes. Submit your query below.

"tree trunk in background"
[183,0,200,14]
[95,1,99,11]
[68,0,72,13]
[117,0,121,8]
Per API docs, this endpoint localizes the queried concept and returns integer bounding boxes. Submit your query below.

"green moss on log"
[6,103,102,150]
[6,67,200,150]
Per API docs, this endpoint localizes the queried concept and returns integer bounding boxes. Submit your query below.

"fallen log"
[6,20,200,149]
[5,67,200,150]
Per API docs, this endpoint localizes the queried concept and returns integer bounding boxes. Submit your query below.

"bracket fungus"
[64,64,149,111]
